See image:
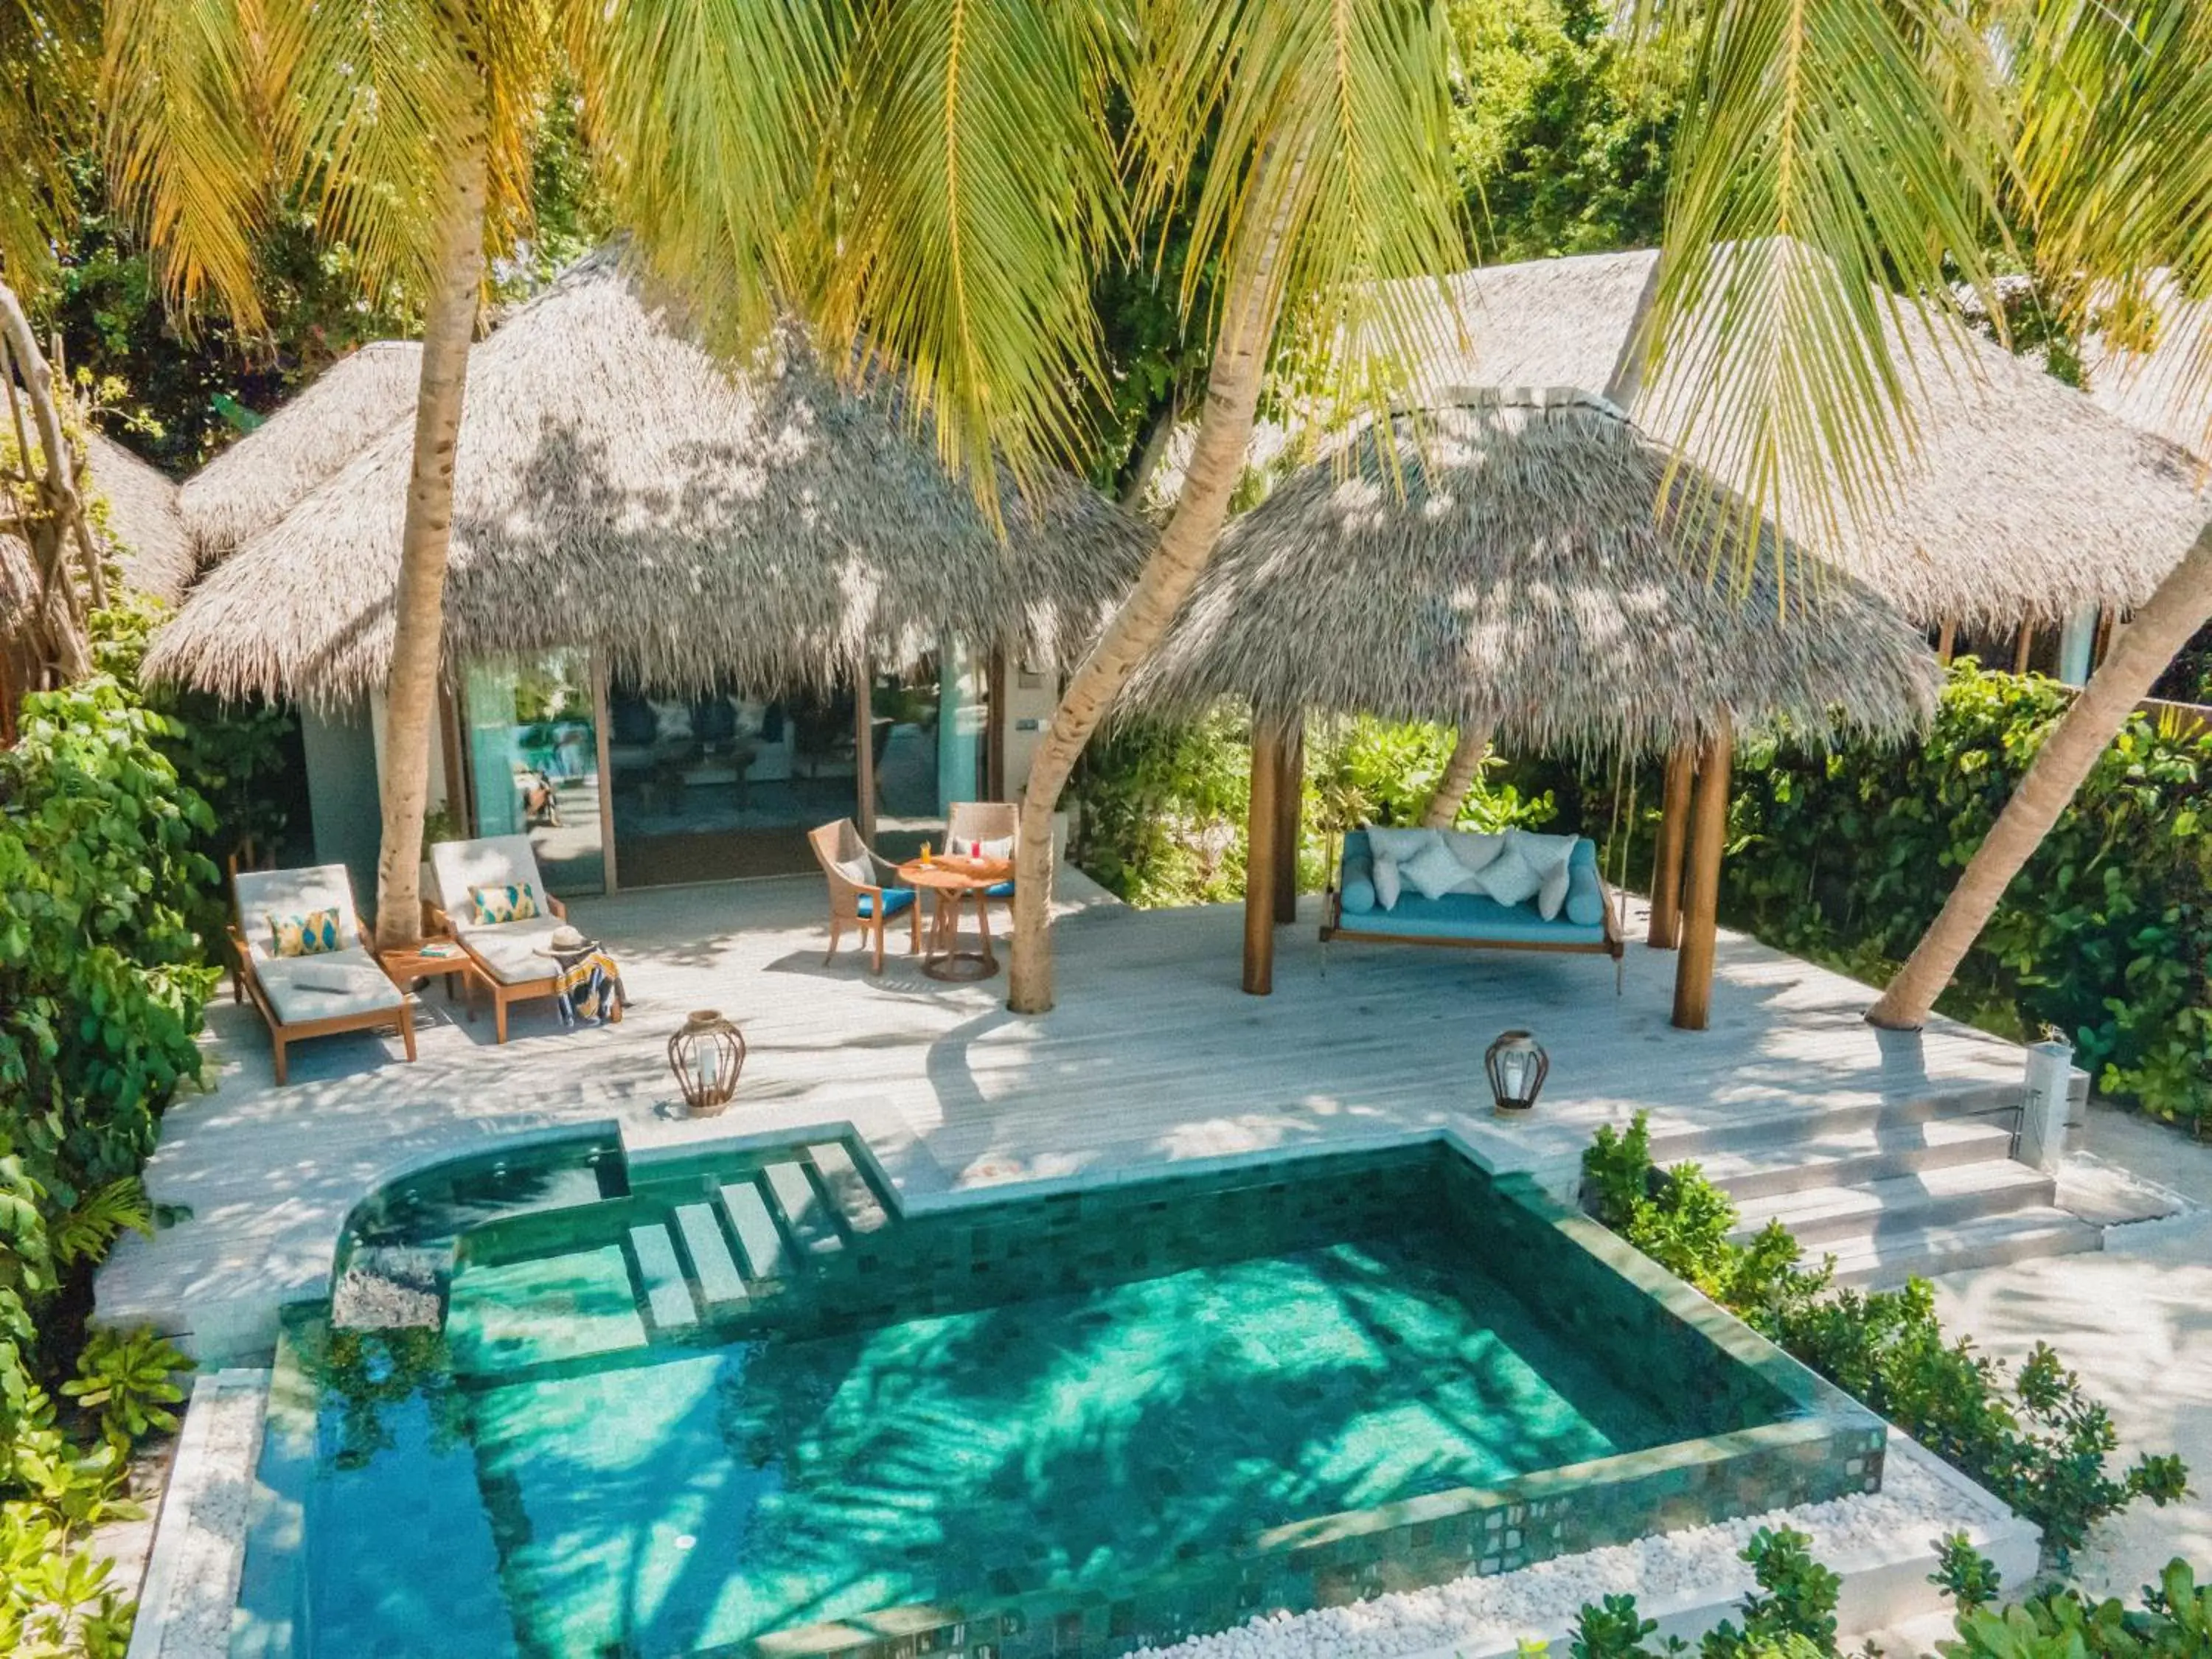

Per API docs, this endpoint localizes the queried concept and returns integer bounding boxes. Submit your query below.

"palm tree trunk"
[1867,521,2212,1029]
[1006,184,1291,1014]
[372,139,487,951]
[1420,723,1491,829]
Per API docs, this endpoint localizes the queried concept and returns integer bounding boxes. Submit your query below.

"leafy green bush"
[1581,1116,2188,1565]
[1934,1539,2212,1658]
[1563,1527,1838,1658]
[1723,663,2212,1128]
[0,651,226,1655]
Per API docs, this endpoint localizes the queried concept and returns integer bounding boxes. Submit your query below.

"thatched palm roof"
[147,253,1149,707]
[86,431,192,603]
[176,341,424,560]
[1396,249,2209,630]
[2,430,189,616]
[1127,389,1942,754]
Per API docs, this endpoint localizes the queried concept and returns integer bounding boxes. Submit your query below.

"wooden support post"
[986,644,1009,801]
[1935,619,1956,664]
[590,655,619,894]
[1273,720,1302,925]
[1243,715,1283,995]
[1647,742,1695,949]
[2013,624,2035,675]
[855,663,877,845]
[1671,721,1733,1032]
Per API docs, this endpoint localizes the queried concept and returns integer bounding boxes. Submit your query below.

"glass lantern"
[1484,1029,1548,1115]
[668,1009,745,1115]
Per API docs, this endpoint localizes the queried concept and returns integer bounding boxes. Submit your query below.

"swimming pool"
[233,1130,1882,1658]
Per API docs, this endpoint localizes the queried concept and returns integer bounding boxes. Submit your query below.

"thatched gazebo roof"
[2,430,189,616]
[177,341,423,560]
[146,252,1150,707]
[1398,249,2210,631]
[1127,389,1941,754]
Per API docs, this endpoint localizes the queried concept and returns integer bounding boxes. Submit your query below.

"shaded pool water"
[279,1236,1680,1657]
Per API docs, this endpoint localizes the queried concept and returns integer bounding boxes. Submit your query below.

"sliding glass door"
[460,652,606,896]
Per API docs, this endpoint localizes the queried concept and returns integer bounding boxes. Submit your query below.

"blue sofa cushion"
[984,880,1015,899]
[1335,830,1607,945]
[856,888,915,919]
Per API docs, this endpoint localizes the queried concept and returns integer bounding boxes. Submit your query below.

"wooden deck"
[95,871,2024,1360]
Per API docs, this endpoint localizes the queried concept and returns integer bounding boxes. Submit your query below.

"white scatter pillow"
[1475,844,1544,908]
[833,852,877,888]
[1401,838,1476,901]
[1364,825,1439,865]
[1506,830,1579,869]
[1441,830,1504,877]
[1371,854,1404,911]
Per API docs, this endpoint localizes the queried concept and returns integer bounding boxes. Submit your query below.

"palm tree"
[1868,0,2212,1029]
[102,0,833,947]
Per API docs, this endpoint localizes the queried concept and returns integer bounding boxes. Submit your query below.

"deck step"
[1684,1118,2016,1202]
[1642,1083,2018,1164]
[763,1160,845,1259]
[674,1203,750,1315]
[807,1142,891,1235]
[627,1223,698,1334]
[1731,1161,2056,1249]
[1826,1206,2103,1287]
[720,1179,790,1283]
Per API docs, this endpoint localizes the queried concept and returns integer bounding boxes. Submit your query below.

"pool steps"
[450,1136,899,1373]
[1644,1088,2099,1286]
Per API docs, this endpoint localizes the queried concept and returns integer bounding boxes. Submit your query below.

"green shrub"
[60,1329,189,1453]
[1934,1539,2212,1659]
[1580,1116,2188,1566]
[1723,663,2212,1129]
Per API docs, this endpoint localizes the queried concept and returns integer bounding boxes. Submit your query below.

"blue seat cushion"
[856,888,915,919]
[984,880,1015,899]
[1335,829,1607,943]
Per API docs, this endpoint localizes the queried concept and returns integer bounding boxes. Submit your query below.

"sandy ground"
[1928,1104,2212,1600]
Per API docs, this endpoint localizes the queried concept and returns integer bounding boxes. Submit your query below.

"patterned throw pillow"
[270,908,343,958]
[469,882,541,925]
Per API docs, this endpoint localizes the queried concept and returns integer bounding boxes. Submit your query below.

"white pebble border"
[125,1369,268,1659]
[1128,1439,2034,1659]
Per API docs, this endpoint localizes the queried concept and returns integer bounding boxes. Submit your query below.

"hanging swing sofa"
[1324,827,1623,967]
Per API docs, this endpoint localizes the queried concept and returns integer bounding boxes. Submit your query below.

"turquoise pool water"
[235,1133,1881,1658]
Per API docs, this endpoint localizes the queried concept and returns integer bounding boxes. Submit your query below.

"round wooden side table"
[894,856,1013,981]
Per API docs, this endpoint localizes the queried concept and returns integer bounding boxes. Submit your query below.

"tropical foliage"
[1720,664,2212,1129]
[1582,1116,2189,1564]
[1560,1531,2212,1659]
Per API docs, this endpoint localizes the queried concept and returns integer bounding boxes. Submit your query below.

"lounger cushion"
[856,888,915,919]
[257,947,403,1026]
[463,918,568,984]
[234,865,364,964]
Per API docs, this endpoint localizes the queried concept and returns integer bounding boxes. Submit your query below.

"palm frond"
[259,0,492,302]
[814,0,1125,498]
[1636,0,2008,580]
[0,0,97,291]
[2013,0,2212,456]
[52,1178,153,1267]
[1130,0,1469,425]
[574,0,841,351]
[102,0,271,330]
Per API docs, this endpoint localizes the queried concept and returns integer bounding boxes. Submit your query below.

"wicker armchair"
[808,818,921,973]
[946,801,1018,916]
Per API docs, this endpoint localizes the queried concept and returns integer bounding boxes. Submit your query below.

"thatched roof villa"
[3,428,189,653]
[1129,388,1944,1023]
[177,340,424,562]
[149,251,1149,894]
[1398,248,2211,677]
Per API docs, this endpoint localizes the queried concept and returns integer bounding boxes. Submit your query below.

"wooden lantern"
[668,1009,745,1115]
